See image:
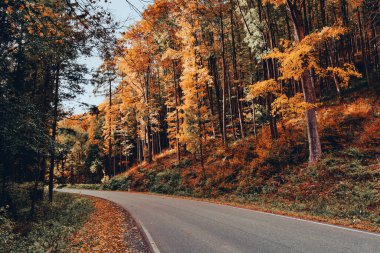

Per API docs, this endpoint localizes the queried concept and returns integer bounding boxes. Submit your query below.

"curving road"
[58,189,380,253]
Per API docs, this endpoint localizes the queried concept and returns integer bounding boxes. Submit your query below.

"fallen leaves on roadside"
[70,197,129,253]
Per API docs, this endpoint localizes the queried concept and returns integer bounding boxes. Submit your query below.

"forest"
[57,0,379,186]
[0,0,380,251]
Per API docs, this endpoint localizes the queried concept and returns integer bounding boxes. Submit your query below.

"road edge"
[132,216,161,253]
[126,191,380,236]
[56,189,160,253]
[59,188,380,235]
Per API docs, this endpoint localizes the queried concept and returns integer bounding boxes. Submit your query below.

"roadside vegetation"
[0,187,93,252]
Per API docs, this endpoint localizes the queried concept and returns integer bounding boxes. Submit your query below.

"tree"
[92,60,118,177]
[0,0,118,208]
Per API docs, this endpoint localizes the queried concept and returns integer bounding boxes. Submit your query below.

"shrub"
[0,191,94,253]
[0,207,15,252]
[151,169,180,194]
[102,177,130,191]
[66,184,101,190]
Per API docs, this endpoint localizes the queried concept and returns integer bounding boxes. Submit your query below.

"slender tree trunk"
[219,8,228,147]
[61,159,65,181]
[210,56,223,135]
[173,61,181,162]
[30,173,39,220]
[113,156,116,176]
[227,75,237,140]
[108,78,113,176]
[286,0,322,163]
[39,61,51,188]
[1,158,9,207]
[230,1,245,138]
[368,0,379,80]
[357,9,372,87]
[144,69,153,163]
[137,138,140,162]
[158,132,162,153]
[252,101,257,138]
[48,63,60,202]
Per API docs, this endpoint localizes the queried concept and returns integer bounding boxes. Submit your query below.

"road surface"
[58,189,380,253]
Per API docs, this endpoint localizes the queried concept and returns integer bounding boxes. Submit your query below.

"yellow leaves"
[263,26,348,81]
[272,93,318,126]
[265,45,317,81]
[175,14,212,153]
[317,26,347,40]
[262,0,286,7]
[279,39,292,48]
[162,48,182,61]
[248,79,279,99]
[325,63,362,88]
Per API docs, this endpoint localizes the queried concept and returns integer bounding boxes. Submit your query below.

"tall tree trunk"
[39,61,51,187]
[48,63,60,202]
[209,56,223,135]
[251,101,258,138]
[108,78,113,176]
[230,1,245,138]
[286,0,322,163]
[1,157,10,207]
[357,9,372,87]
[368,0,379,80]
[219,7,228,147]
[173,61,181,162]
[145,69,153,163]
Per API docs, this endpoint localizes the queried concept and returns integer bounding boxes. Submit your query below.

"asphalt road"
[58,189,380,253]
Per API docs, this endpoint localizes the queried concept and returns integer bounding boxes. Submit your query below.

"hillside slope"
[91,91,380,231]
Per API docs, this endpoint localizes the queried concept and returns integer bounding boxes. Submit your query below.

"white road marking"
[227,205,380,238]
[137,218,162,253]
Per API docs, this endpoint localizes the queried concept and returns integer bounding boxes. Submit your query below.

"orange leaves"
[162,48,182,61]
[5,1,68,41]
[266,45,318,81]
[262,0,286,7]
[316,26,347,40]
[272,93,318,127]
[248,79,279,99]
[343,98,372,119]
[325,63,362,88]
[71,198,129,252]
[175,10,212,154]
[142,0,173,24]
[263,26,348,82]
[359,117,380,147]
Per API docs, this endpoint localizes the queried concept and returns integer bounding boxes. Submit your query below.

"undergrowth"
[0,185,94,253]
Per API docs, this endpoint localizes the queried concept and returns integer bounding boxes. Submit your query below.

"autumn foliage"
[52,0,380,185]
[5,0,377,233]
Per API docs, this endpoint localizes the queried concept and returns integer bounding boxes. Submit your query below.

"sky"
[65,0,150,114]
